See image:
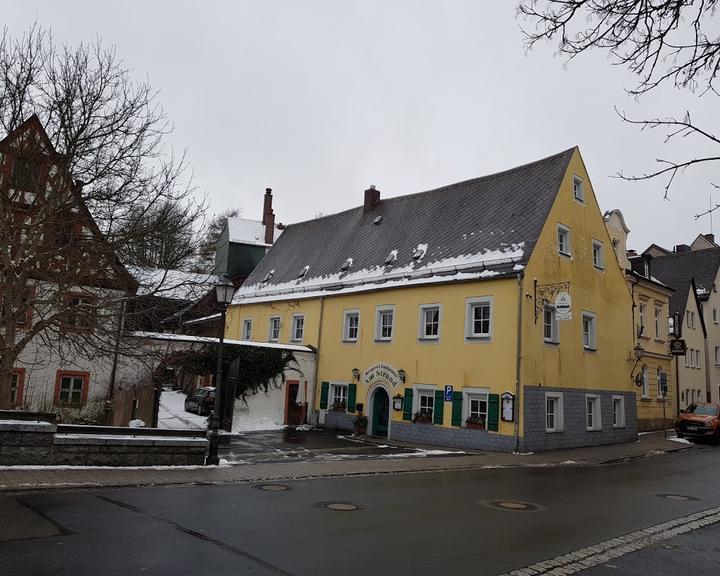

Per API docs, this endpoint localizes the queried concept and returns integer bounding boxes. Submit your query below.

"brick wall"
[521,386,637,452]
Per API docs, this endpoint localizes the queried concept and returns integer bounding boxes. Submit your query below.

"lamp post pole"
[206,303,227,466]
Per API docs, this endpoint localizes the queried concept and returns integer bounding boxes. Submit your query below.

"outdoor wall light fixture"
[352,368,360,381]
[398,369,406,383]
[630,344,645,386]
[392,395,403,411]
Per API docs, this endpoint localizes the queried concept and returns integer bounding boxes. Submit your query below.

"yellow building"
[227,148,637,452]
[604,210,675,431]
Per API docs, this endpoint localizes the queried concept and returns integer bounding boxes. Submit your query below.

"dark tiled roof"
[238,148,575,297]
[650,248,720,315]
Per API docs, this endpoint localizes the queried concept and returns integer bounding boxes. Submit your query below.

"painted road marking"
[500,506,720,576]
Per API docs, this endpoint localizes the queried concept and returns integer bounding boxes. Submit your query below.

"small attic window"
[297,265,309,279]
[262,269,275,283]
[384,249,398,266]
[373,216,383,225]
[412,243,428,261]
[340,258,353,271]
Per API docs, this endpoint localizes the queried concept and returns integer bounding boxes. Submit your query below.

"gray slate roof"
[238,147,575,298]
[650,248,720,316]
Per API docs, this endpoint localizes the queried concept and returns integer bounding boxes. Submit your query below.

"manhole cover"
[658,493,697,501]
[316,501,363,511]
[255,484,290,492]
[490,500,539,511]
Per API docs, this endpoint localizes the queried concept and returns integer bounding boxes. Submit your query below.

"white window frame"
[462,387,489,429]
[290,314,305,342]
[465,297,493,340]
[241,318,252,340]
[714,307,719,324]
[413,384,436,417]
[545,392,564,433]
[641,365,649,398]
[638,302,646,335]
[591,239,604,269]
[573,175,585,203]
[418,304,441,341]
[582,311,597,351]
[375,305,395,342]
[268,316,281,342]
[612,395,626,429]
[715,346,720,366]
[342,309,360,342]
[543,304,559,344]
[557,224,571,257]
[330,381,349,411]
[586,394,601,431]
[654,306,662,339]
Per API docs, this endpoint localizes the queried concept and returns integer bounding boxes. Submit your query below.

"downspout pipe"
[310,296,325,425]
[514,272,524,453]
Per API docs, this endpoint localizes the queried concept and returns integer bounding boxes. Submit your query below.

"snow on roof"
[129,267,218,301]
[128,331,315,353]
[227,217,281,246]
[233,244,523,304]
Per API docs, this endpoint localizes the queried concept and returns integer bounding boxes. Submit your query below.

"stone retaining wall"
[50,434,208,466]
[0,420,56,465]
[324,410,355,432]
[390,421,516,452]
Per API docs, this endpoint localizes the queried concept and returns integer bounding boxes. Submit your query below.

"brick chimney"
[363,185,380,213]
[262,188,273,225]
[707,233,716,244]
[265,210,275,244]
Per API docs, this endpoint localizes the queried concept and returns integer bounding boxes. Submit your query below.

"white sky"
[5,1,719,251]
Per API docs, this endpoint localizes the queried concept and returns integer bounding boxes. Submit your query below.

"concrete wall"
[522,386,637,452]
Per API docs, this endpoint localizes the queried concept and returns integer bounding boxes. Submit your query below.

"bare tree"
[518,0,720,197]
[192,207,241,273]
[0,25,206,411]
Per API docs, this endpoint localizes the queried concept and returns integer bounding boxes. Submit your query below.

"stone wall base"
[389,420,516,451]
[324,410,355,432]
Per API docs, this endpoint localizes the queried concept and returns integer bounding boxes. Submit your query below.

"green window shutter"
[451,391,463,427]
[347,383,357,412]
[433,390,444,425]
[488,394,500,431]
[403,388,413,421]
[320,381,329,409]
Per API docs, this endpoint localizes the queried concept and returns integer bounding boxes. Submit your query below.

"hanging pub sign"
[554,291,572,321]
[669,339,687,356]
[501,392,515,422]
[364,362,401,388]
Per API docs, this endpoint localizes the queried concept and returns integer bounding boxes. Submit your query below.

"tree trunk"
[0,365,14,410]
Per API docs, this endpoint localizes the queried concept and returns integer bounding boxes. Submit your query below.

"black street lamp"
[206,274,236,466]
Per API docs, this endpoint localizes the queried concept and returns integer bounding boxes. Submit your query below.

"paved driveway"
[219,427,466,464]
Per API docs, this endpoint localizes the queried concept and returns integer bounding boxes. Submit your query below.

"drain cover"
[490,500,539,511]
[316,501,363,511]
[658,493,697,501]
[256,484,290,492]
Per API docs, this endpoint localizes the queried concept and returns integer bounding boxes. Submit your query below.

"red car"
[676,403,720,443]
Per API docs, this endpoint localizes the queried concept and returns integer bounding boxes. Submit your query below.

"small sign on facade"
[444,385,453,402]
[501,392,515,422]
[554,291,572,320]
[669,339,687,356]
[364,362,401,388]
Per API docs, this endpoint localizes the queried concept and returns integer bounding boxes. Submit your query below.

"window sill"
[544,340,559,346]
[558,251,572,259]
[593,265,604,271]
[374,339,393,343]
[613,425,626,430]
[654,339,665,344]
[583,347,597,353]
[341,339,358,344]
[418,337,440,343]
[545,429,563,434]
[640,397,652,402]
[586,428,602,433]
[639,335,651,341]
[465,335,491,341]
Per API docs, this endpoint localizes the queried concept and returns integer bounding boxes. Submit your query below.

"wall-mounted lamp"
[392,395,403,411]
[352,368,360,381]
[631,344,645,385]
[398,368,406,383]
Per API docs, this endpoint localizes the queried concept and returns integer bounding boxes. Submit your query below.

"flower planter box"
[466,421,486,430]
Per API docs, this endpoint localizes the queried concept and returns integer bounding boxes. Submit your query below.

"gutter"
[514,272,524,453]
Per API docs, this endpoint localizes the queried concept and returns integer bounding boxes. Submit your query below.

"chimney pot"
[363,185,381,213]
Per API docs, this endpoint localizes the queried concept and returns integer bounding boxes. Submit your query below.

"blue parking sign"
[444,385,453,402]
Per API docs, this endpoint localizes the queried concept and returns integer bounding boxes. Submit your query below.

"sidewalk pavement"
[0,432,692,493]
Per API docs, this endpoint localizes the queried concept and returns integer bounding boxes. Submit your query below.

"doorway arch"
[368,384,390,437]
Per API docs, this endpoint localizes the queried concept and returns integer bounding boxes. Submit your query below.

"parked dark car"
[676,403,720,443]
[184,387,216,416]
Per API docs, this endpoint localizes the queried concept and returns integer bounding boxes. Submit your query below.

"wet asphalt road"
[2,446,720,576]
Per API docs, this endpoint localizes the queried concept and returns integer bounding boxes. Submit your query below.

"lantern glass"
[215,275,235,305]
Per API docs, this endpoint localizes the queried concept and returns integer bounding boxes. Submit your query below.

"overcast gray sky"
[4,1,718,251]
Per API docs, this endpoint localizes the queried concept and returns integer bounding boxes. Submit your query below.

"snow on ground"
[668,437,692,444]
[157,390,208,430]
[232,416,285,433]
